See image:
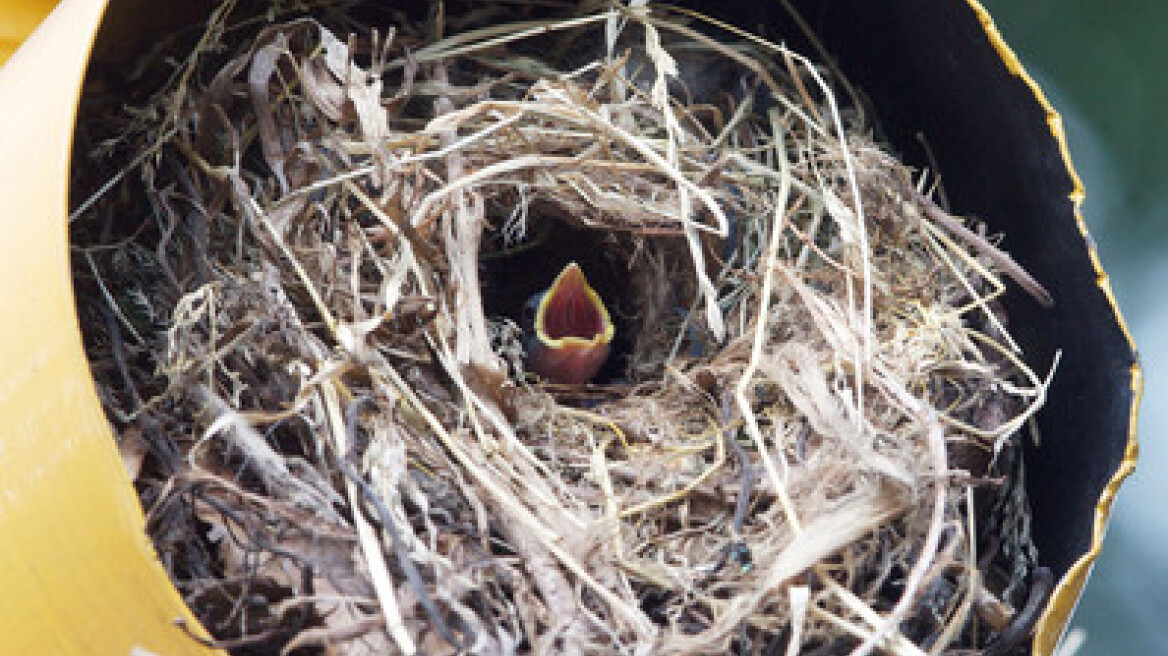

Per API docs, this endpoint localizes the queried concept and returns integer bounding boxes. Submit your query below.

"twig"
[338,396,464,652]
[912,187,1054,307]
[319,384,416,655]
[735,113,801,535]
[981,567,1054,656]
[721,393,756,538]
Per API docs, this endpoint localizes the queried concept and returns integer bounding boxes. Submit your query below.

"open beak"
[526,262,614,385]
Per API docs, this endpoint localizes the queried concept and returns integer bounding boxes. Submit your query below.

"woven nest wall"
[71,1,1057,654]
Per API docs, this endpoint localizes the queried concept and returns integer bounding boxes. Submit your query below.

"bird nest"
[71,1,1056,654]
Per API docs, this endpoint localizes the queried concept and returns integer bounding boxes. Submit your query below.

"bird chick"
[524,262,613,384]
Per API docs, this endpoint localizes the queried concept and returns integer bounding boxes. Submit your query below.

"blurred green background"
[980,1,1167,654]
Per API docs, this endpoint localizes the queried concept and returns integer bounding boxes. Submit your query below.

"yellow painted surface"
[0,0,219,653]
[0,0,57,64]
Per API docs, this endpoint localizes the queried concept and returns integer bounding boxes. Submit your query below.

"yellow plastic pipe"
[0,0,55,62]
[0,1,1139,655]
[0,1,218,653]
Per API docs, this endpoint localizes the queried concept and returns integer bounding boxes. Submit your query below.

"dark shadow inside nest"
[480,201,710,387]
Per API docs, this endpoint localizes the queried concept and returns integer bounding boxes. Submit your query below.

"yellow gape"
[526,262,614,384]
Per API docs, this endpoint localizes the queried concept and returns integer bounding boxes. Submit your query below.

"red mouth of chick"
[528,262,614,384]
[536,263,613,346]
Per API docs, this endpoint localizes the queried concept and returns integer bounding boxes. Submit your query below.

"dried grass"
[72,1,1054,654]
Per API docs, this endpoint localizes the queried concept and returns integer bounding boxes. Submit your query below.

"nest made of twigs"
[71,1,1055,654]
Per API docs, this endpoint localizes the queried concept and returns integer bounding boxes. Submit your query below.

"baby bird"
[524,262,613,384]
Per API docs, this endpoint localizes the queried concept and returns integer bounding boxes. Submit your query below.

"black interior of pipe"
[769,0,1136,585]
